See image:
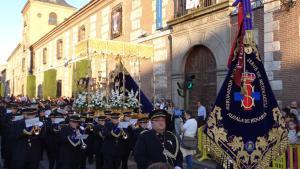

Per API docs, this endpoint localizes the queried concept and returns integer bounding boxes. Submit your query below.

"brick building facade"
[4,0,300,109]
[6,0,174,103]
[271,2,300,107]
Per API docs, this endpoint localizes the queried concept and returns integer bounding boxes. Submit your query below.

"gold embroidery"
[228,137,243,152]
[256,137,267,151]
[23,129,33,135]
[207,107,228,144]
[163,132,179,160]
[204,106,288,169]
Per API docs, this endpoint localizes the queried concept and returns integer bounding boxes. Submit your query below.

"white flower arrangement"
[125,89,140,109]
[89,91,106,110]
[73,88,142,111]
[73,92,88,110]
[109,89,125,109]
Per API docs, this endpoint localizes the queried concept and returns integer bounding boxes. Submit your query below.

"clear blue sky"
[0,0,90,64]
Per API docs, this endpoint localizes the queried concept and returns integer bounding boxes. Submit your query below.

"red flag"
[228,3,245,86]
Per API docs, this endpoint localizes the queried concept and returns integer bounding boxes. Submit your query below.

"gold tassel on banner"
[243,30,254,45]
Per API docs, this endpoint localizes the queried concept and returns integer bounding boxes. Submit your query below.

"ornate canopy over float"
[73,39,154,115]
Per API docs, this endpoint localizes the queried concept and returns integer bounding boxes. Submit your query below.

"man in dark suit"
[134,109,183,169]
[10,108,43,169]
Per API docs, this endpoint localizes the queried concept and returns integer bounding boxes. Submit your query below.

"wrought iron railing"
[174,0,217,18]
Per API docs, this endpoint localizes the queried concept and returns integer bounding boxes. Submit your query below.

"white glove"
[174,166,182,169]
[37,121,43,127]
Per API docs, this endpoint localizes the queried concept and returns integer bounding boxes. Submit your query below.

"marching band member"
[134,109,183,169]
[38,108,52,160]
[59,114,84,169]
[10,108,43,169]
[0,98,179,169]
[47,111,65,169]
[79,112,95,169]
[93,115,106,169]
[104,110,112,123]
[0,102,19,169]
[85,111,96,165]
[79,113,88,169]
[121,111,135,169]
[44,104,52,117]
[102,112,125,169]
[134,116,150,137]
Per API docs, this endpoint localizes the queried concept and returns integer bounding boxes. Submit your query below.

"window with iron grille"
[22,58,25,71]
[43,48,47,65]
[49,12,57,25]
[78,25,86,42]
[57,39,63,59]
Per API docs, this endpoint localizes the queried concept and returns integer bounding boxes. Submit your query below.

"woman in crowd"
[180,111,197,169]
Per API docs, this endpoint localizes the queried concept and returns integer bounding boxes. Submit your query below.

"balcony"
[168,0,233,26]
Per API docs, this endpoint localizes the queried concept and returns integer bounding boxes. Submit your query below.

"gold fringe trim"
[202,133,288,169]
[23,129,33,135]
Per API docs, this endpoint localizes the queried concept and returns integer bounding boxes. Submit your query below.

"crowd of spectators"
[282,101,300,144]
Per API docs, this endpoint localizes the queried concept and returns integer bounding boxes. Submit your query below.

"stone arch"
[183,45,217,112]
[172,29,229,109]
[187,31,227,71]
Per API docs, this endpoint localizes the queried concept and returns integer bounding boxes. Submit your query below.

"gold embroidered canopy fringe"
[75,39,154,60]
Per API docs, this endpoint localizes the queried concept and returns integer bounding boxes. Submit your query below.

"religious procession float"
[72,39,154,117]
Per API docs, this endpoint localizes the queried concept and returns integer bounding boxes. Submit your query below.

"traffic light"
[177,82,185,97]
[176,75,195,97]
[185,75,195,90]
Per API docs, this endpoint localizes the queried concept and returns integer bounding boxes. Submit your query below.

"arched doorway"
[184,45,217,113]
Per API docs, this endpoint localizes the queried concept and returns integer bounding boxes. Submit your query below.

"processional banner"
[203,0,288,168]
